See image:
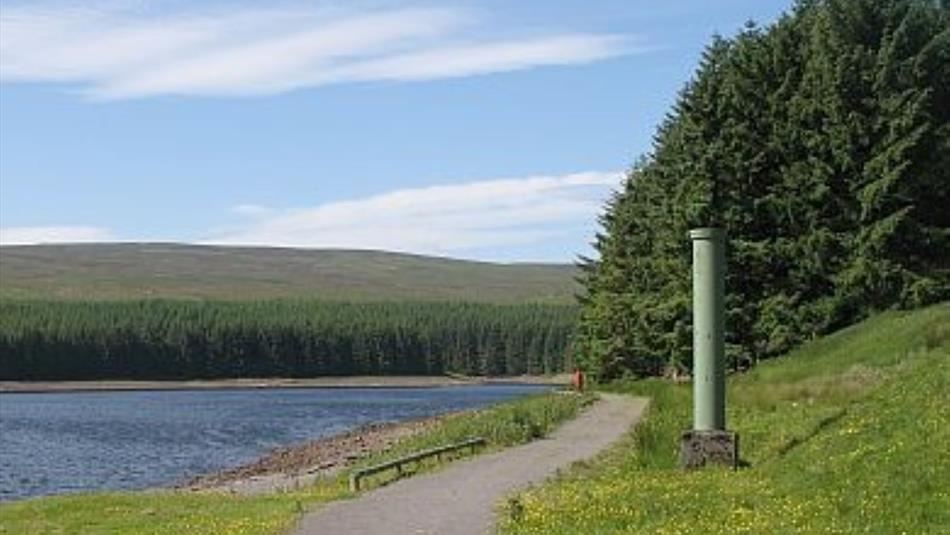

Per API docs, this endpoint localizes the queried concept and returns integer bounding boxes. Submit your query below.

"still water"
[0,384,546,501]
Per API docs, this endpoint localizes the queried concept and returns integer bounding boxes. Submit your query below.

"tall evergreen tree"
[577,0,948,379]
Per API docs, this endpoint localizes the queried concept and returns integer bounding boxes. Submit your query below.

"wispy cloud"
[208,171,622,256]
[0,225,115,245]
[0,172,620,259]
[0,4,642,99]
[231,204,274,217]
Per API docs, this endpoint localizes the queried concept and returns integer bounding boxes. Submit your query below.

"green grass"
[502,303,950,534]
[0,244,578,303]
[0,487,340,535]
[0,391,590,535]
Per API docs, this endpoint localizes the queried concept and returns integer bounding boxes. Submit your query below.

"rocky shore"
[179,417,440,495]
[0,375,568,394]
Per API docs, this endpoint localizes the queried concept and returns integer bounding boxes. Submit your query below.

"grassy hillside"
[0,244,579,303]
[503,303,950,534]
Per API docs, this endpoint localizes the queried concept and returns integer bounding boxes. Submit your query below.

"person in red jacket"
[571,367,585,393]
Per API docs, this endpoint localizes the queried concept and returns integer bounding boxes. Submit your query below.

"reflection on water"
[0,384,546,500]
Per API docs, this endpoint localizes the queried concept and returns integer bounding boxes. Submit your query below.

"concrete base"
[679,430,739,469]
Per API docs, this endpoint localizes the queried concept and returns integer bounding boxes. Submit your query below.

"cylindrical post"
[690,227,725,431]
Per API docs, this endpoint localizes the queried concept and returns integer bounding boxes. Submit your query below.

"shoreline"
[180,416,442,495]
[0,374,569,394]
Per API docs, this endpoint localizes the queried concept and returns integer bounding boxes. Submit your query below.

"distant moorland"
[0,243,580,303]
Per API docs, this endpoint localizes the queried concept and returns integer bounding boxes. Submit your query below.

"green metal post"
[690,227,726,431]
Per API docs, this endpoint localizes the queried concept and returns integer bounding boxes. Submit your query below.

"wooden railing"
[348,437,487,492]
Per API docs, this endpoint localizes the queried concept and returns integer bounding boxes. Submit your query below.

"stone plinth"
[679,429,739,469]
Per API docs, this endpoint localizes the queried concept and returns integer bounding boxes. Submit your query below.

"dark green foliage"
[578,0,949,379]
[0,300,577,380]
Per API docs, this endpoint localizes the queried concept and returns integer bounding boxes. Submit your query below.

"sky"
[0,0,791,262]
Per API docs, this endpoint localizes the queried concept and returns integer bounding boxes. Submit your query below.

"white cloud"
[322,34,630,84]
[206,171,622,256]
[0,225,115,245]
[0,173,620,258]
[231,204,273,217]
[0,5,642,99]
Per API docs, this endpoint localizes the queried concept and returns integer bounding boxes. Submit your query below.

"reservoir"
[0,384,547,501]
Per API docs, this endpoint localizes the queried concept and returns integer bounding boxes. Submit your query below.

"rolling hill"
[0,243,580,303]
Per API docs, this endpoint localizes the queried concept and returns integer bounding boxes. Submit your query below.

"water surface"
[0,384,546,501]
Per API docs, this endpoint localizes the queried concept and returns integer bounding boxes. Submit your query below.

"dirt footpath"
[294,393,648,535]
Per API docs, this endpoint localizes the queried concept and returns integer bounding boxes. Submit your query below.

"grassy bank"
[0,391,590,535]
[503,303,949,534]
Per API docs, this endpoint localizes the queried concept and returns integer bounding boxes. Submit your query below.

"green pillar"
[690,227,725,431]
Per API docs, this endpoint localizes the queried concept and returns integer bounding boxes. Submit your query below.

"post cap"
[689,227,725,241]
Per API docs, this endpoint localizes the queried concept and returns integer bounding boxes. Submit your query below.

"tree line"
[577,0,948,379]
[0,300,578,380]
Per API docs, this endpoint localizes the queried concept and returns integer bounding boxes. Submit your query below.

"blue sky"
[0,0,790,262]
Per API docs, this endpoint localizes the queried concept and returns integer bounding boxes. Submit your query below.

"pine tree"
[577,0,948,380]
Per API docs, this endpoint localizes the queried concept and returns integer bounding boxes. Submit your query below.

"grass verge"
[0,391,591,535]
[350,391,593,490]
[502,303,949,534]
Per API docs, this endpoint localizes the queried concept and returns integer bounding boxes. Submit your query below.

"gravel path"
[294,393,648,535]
